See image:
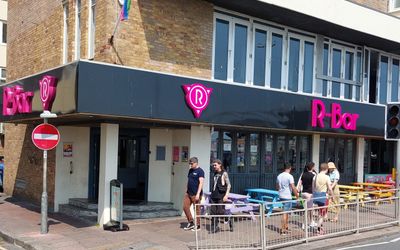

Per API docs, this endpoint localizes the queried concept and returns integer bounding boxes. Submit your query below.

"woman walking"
[327,162,340,222]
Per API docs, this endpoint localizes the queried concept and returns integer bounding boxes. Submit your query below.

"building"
[1,0,400,225]
[0,0,7,158]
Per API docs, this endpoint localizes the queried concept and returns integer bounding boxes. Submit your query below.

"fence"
[195,189,400,249]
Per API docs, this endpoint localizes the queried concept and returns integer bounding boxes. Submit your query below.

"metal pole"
[396,141,400,226]
[41,117,48,234]
[356,192,360,234]
[260,204,266,250]
[305,201,309,243]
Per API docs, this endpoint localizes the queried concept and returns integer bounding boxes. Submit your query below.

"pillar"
[189,125,211,193]
[356,138,365,183]
[312,134,320,172]
[97,123,119,225]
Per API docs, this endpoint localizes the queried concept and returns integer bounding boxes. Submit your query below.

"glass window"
[233,24,247,83]
[253,29,267,86]
[222,132,233,172]
[288,38,300,92]
[344,51,354,99]
[319,137,326,163]
[276,135,286,171]
[326,137,335,163]
[303,42,314,93]
[210,131,219,164]
[2,22,6,43]
[355,52,362,101]
[299,136,309,171]
[236,133,246,173]
[332,48,342,98]
[214,19,229,80]
[249,133,259,173]
[345,139,354,172]
[337,138,345,173]
[88,0,96,59]
[270,33,283,89]
[391,59,399,102]
[75,0,81,60]
[379,56,389,104]
[263,134,273,173]
[288,136,297,170]
[322,44,329,96]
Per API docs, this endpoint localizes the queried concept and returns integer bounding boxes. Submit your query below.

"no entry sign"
[32,124,60,150]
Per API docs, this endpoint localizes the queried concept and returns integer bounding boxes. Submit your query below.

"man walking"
[277,163,299,235]
[183,157,204,231]
[313,163,333,235]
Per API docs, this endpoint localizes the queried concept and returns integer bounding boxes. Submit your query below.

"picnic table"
[353,182,394,205]
[245,188,290,215]
[338,184,366,209]
[202,192,258,217]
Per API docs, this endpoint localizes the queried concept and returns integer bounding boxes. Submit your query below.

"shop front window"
[288,135,297,170]
[249,133,259,173]
[299,136,309,171]
[210,131,219,164]
[263,134,273,173]
[236,133,246,173]
[222,132,233,172]
[276,135,286,171]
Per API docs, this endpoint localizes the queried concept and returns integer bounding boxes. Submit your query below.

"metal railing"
[195,189,400,250]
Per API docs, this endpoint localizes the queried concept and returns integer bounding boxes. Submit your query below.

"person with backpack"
[210,159,232,233]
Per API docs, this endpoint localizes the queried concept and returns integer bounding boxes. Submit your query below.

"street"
[337,233,400,250]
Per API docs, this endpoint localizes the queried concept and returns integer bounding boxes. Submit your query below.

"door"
[88,128,100,201]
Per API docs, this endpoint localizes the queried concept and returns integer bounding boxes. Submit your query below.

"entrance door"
[88,128,149,202]
[118,129,149,201]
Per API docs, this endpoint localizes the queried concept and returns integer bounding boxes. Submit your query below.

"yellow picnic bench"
[338,185,366,209]
[353,182,394,205]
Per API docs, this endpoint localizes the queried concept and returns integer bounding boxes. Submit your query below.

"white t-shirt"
[277,172,294,199]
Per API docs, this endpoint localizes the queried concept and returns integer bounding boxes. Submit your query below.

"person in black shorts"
[297,162,317,229]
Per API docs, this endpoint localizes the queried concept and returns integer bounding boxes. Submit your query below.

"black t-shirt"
[187,167,205,196]
[301,171,316,194]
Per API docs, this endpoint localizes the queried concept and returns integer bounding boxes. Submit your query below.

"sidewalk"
[1,193,400,250]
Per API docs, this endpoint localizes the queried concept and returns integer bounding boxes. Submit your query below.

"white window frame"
[87,0,96,59]
[286,32,316,94]
[376,53,400,104]
[74,0,81,60]
[0,67,6,84]
[0,20,6,44]
[62,1,69,64]
[390,0,400,12]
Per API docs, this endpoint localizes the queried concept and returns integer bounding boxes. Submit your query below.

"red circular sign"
[31,124,60,150]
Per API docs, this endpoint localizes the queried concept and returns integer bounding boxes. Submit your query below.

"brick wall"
[349,0,389,12]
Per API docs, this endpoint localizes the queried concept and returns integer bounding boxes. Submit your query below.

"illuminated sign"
[2,86,34,116]
[39,75,58,111]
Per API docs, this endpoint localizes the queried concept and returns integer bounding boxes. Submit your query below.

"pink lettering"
[2,86,34,116]
[39,75,58,111]
[311,99,359,131]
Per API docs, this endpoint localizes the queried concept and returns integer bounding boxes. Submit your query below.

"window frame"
[74,0,81,60]
[0,20,6,44]
[0,67,6,84]
[62,2,69,64]
[87,0,96,59]
[389,0,400,12]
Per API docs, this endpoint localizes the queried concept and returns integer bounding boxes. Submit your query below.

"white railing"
[195,189,400,250]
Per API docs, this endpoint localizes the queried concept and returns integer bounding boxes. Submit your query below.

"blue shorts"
[280,198,293,211]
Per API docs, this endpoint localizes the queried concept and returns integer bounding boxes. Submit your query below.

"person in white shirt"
[276,163,299,235]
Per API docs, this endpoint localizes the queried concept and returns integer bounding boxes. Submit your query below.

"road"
[0,238,22,250]
[336,233,400,250]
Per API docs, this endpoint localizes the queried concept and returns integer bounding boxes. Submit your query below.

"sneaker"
[191,225,201,232]
[184,222,195,230]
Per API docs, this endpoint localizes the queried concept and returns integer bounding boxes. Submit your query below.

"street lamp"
[39,110,57,234]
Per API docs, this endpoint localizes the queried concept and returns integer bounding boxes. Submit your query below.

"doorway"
[88,128,149,202]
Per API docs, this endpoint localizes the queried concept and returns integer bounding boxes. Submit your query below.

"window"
[263,134,273,173]
[210,131,219,164]
[390,0,400,11]
[62,2,69,64]
[75,0,81,60]
[0,68,6,84]
[318,41,362,100]
[0,21,6,44]
[88,0,96,59]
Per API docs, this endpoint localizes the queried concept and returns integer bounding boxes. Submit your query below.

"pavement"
[1,192,400,250]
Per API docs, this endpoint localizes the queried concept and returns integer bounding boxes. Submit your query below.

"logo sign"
[2,85,34,116]
[39,75,58,111]
[31,123,60,150]
[311,99,359,131]
[182,83,212,118]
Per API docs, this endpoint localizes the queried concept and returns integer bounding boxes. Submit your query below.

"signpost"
[32,111,59,234]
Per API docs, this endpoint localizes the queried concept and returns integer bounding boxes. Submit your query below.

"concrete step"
[69,198,98,210]
[68,199,175,212]
[58,204,98,223]
[123,209,180,219]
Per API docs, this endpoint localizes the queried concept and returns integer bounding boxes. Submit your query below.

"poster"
[173,146,180,162]
[181,146,189,162]
[63,143,73,157]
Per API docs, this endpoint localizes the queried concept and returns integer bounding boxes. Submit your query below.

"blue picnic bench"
[246,188,283,215]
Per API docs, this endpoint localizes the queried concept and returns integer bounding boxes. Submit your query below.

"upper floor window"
[62,2,69,64]
[75,0,81,60]
[88,0,96,59]
[0,68,6,84]
[0,21,6,44]
[390,0,400,11]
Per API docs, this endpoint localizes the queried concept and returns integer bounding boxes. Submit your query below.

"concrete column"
[356,138,365,183]
[97,123,119,225]
[312,134,320,172]
[190,125,211,193]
